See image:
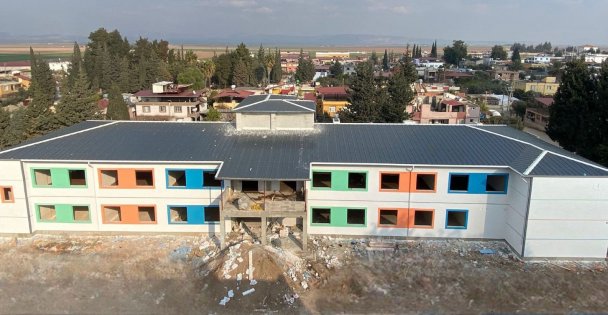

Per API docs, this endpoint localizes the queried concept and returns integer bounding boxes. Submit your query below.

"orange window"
[102,205,157,224]
[99,169,155,189]
[1,186,14,203]
[378,208,408,228]
[411,173,437,193]
[408,209,435,229]
[379,172,410,192]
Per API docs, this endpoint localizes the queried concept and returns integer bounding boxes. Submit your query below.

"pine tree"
[412,44,416,58]
[0,108,28,148]
[55,70,99,127]
[382,49,389,71]
[0,108,10,148]
[232,59,248,86]
[370,51,378,65]
[341,61,379,122]
[383,58,416,122]
[26,50,56,137]
[106,84,130,120]
[295,49,314,83]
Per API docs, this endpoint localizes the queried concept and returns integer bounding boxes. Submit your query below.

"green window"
[36,204,91,223]
[31,168,87,188]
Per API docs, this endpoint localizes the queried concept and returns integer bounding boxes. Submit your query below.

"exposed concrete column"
[302,215,308,251]
[220,215,226,249]
[261,216,267,245]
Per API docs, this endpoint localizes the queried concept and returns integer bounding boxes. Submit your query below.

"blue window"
[168,205,219,224]
[448,173,509,194]
[166,169,222,189]
[445,210,468,229]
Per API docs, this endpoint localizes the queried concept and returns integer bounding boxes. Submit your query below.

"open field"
[0,234,606,314]
[0,43,497,61]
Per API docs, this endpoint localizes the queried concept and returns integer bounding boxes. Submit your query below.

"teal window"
[347,172,367,189]
[311,208,331,224]
[32,168,87,188]
[312,172,331,188]
[36,204,91,223]
[446,210,468,229]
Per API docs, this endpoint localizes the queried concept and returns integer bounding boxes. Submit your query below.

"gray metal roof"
[0,122,606,179]
[233,94,315,113]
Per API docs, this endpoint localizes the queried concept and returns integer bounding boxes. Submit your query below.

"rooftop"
[1,121,606,180]
[233,95,315,113]
[134,89,202,98]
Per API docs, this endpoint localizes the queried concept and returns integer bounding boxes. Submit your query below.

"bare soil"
[0,235,605,314]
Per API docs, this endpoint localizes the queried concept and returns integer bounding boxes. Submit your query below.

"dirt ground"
[0,234,606,314]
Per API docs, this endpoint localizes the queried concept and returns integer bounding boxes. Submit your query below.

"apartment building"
[513,77,560,96]
[1,101,607,259]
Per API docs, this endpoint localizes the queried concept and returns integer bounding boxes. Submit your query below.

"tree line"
[547,59,608,166]
[211,43,282,88]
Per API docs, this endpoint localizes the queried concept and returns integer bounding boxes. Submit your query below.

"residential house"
[513,77,559,96]
[213,88,255,110]
[492,69,519,82]
[524,97,553,131]
[13,73,31,89]
[584,54,608,64]
[315,86,349,117]
[2,117,607,259]
[0,80,22,98]
[410,99,480,124]
[133,81,203,121]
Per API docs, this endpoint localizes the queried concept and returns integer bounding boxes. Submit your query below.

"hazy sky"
[1,0,606,45]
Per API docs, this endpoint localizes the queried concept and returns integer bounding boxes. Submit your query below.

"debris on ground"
[0,235,605,314]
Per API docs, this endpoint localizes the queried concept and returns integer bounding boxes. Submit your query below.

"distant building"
[513,77,559,96]
[410,99,480,125]
[133,81,203,121]
[0,80,22,98]
[524,97,554,131]
[524,55,551,64]
[213,88,255,110]
[584,54,608,64]
[233,94,315,131]
[316,86,349,117]
[492,69,519,82]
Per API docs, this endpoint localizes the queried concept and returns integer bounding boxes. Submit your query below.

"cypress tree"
[232,59,249,86]
[382,49,389,71]
[66,42,82,90]
[383,58,416,122]
[106,83,130,120]
[26,50,56,137]
[271,48,282,83]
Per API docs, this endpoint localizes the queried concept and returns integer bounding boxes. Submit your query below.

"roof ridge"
[467,125,608,174]
[233,95,268,111]
[282,100,315,112]
[0,121,120,156]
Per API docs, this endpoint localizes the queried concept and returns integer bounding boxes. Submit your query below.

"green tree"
[341,61,380,122]
[66,42,82,90]
[213,52,233,87]
[263,51,275,85]
[270,48,282,83]
[198,60,216,88]
[330,61,343,77]
[205,107,221,121]
[382,49,389,71]
[370,51,378,65]
[106,84,130,120]
[430,41,438,58]
[294,49,315,83]
[443,40,468,66]
[0,108,10,148]
[232,59,249,86]
[54,70,99,127]
[177,66,204,89]
[547,59,608,165]
[383,58,416,122]
[0,108,28,148]
[491,45,508,60]
[26,49,56,137]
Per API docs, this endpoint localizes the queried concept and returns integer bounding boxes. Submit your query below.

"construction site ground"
[0,233,606,314]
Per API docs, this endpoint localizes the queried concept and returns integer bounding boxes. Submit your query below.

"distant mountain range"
[0,32,578,48]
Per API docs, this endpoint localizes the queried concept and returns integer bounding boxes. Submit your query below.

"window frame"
[379,172,401,191]
[159,105,167,113]
[409,209,435,229]
[134,170,155,187]
[204,206,220,223]
[167,170,187,188]
[203,171,222,188]
[311,207,332,225]
[102,204,157,224]
[413,173,437,193]
[445,209,468,230]
[378,209,400,227]
[32,168,53,187]
[37,204,57,222]
[448,173,470,193]
[346,208,366,226]
[174,106,183,113]
[311,171,332,189]
[485,174,509,194]
[347,172,367,190]
[0,186,14,203]
[142,105,151,113]
[99,169,120,188]
[67,169,87,187]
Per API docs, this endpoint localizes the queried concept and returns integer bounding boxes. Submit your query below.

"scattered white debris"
[236,273,243,281]
[301,281,308,290]
[242,288,256,296]
[250,280,257,286]
[227,290,234,298]
[219,296,230,306]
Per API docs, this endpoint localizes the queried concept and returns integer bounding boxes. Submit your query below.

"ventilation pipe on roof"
[231,85,236,90]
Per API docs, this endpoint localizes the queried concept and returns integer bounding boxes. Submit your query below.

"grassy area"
[0,53,71,62]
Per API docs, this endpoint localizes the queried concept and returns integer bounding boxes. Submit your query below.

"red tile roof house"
[133,81,203,121]
[212,88,255,109]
